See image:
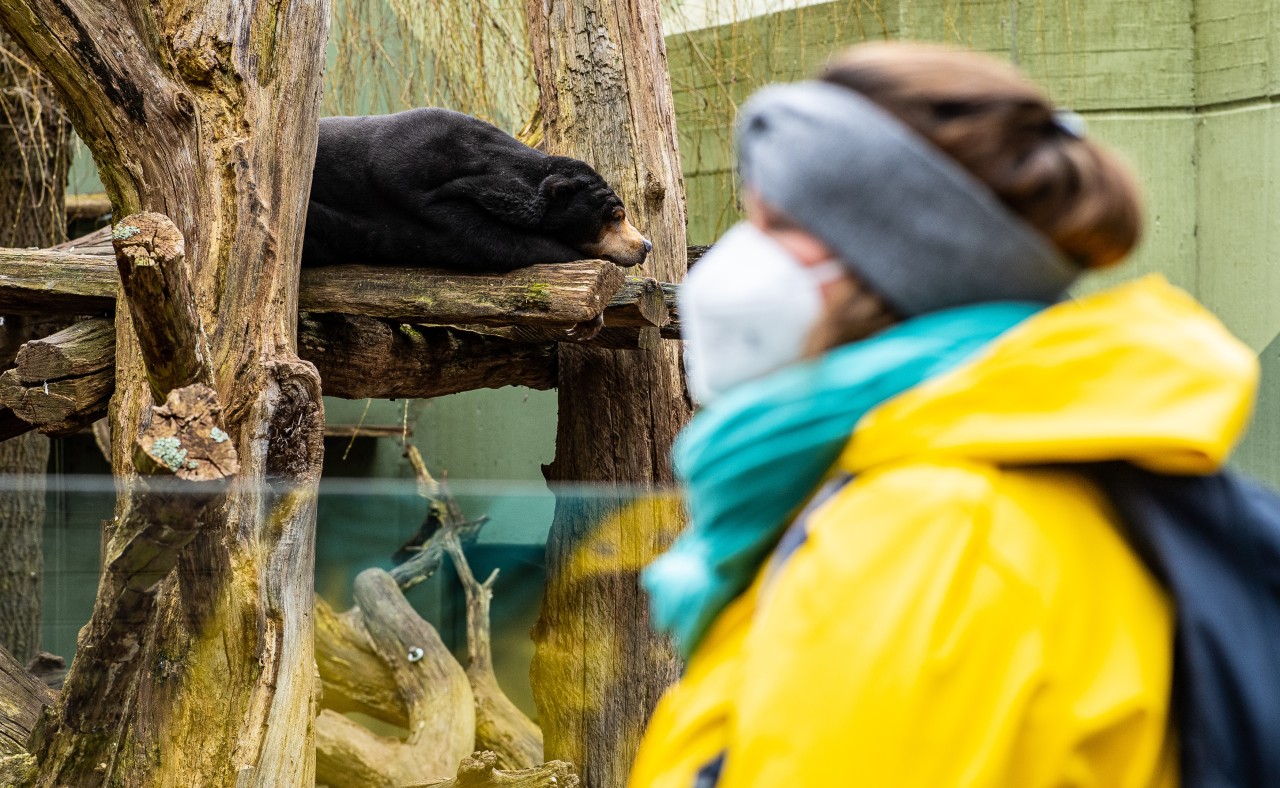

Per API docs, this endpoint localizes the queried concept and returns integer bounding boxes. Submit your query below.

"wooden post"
[524,0,691,784]
[0,1,330,784]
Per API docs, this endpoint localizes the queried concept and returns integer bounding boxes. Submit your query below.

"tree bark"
[0,30,71,669]
[0,1,330,785]
[0,632,55,760]
[524,0,691,784]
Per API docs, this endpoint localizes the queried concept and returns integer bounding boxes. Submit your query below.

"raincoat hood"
[840,275,1259,476]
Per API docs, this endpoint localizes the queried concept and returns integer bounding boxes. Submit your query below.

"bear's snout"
[581,217,651,267]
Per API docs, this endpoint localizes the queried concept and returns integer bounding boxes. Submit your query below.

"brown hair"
[819,42,1143,269]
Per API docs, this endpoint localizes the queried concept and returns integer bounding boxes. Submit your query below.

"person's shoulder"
[793,461,1154,612]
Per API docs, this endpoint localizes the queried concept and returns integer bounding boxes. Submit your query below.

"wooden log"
[315,569,475,788]
[1,644,55,757]
[25,653,65,691]
[314,507,486,730]
[0,250,115,315]
[13,319,113,383]
[412,751,579,788]
[0,243,687,337]
[300,261,626,327]
[64,193,110,223]
[659,282,681,339]
[0,367,110,427]
[299,314,557,400]
[50,226,112,255]
[591,327,660,351]
[111,213,209,399]
[4,313,557,404]
[315,598,407,729]
[603,277,668,328]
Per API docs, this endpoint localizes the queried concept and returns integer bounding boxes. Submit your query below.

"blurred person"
[631,42,1266,787]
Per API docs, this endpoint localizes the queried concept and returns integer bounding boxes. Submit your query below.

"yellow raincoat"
[630,277,1258,788]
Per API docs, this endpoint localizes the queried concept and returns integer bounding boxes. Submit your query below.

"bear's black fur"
[302,108,651,272]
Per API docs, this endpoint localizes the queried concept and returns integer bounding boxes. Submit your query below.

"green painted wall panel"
[1073,112,1199,296]
[1195,0,1277,104]
[1194,103,1280,353]
[894,0,1195,109]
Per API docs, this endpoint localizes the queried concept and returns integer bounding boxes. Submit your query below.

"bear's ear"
[538,173,579,202]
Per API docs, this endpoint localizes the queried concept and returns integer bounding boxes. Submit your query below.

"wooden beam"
[300,261,626,327]
[603,277,668,328]
[299,314,558,399]
[64,192,110,223]
[13,319,113,383]
[3,314,557,405]
[0,367,110,432]
[0,243,685,337]
[0,249,115,315]
[660,282,681,339]
[322,424,413,439]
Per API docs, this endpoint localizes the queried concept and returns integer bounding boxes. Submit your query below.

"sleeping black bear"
[302,108,652,272]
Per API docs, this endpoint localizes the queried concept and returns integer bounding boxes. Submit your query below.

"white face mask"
[679,222,846,404]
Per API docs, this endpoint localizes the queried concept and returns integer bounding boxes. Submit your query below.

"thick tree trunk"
[0,2,330,785]
[0,428,47,664]
[0,31,70,667]
[524,0,691,785]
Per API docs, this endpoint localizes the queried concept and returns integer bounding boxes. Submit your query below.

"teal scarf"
[643,302,1043,659]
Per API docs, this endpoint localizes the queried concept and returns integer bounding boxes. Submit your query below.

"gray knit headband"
[737,81,1080,316]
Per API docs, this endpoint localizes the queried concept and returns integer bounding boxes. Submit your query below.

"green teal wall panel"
[1195,103,1280,353]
